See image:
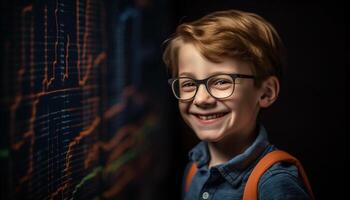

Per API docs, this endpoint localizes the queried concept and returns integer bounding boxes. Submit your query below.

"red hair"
[162,9,285,86]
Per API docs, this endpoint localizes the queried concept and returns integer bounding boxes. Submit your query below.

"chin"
[192,127,227,142]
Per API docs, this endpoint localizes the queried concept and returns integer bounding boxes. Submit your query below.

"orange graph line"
[77,0,108,86]
[52,119,101,198]
[103,125,138,152]
[84,111,156,169]
[30,17,34,90]
[83,85,144,168]
[42,5,48,92]
[65,84,134,171]
[93,51,107,66]
[106,134,137,165]
[39,0,106,88]
[10,1,110,198]
[68,84,148,180]
[102,165,136,198]
[55,89,150,196]
[79,52,106,85]
[53,107,101,198]
[29,87,90,100]
[64,116,101,172]
[102,153,151,199]
[103,85,135,119]
[84,144,99,169]
[84,124,139,168]
[103,102,126,120]
[106,113,158,165]
[50,182,68,200]
[15,99,38,189]
[11,4,34,149]
[10,1,143,198]
[76,0,81,75]
[22,5,33,13]
[63,34,70,81]
[10,5,34,134]
[10,69,25,134]
[12,7,36,187]
[46,0,59,88]
[81,0,90,69]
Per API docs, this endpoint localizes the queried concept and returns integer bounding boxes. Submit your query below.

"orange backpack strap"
[185,162,198,193]
[243,150,315,200]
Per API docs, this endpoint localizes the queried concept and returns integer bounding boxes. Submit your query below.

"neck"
[207,122,258,168]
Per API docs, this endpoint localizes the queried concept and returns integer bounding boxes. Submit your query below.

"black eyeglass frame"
[168,73,256,100]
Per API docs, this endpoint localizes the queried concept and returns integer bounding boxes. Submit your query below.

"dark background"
[163,1,345,200]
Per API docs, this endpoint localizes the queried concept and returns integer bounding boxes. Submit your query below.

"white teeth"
[197,113,226,120]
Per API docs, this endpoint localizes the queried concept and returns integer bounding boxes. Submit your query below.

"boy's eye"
[181,81,196,88]
[210,78,233,90]
[214,80,230,85]
[180,80,196,92]
[212,78,232,85]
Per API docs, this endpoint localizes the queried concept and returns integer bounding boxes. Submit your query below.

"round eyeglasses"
[168,73,256,100]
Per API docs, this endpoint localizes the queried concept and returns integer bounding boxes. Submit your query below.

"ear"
[259,76,280,108]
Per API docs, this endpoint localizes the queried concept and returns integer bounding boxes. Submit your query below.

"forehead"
[177,43,252,78]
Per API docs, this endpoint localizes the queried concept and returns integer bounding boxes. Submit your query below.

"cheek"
[178,101,189,117]
[178,101,194,128]
[236,83,260,104]
[234,91,260,120]
[225,87,260,115]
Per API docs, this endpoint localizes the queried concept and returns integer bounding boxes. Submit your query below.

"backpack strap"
[185,162,198,193]
[185,150,314,199]
[243,150,315,200]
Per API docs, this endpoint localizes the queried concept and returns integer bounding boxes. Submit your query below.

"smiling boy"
[163,10,313,200]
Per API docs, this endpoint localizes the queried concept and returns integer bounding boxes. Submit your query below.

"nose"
[193,84,216,107]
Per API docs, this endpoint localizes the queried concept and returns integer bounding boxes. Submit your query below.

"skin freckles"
[177,42,266,167]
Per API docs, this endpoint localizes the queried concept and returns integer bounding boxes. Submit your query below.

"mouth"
[191,112,229,125]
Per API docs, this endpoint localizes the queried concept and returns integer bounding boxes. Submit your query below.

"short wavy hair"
[162,9,286,87]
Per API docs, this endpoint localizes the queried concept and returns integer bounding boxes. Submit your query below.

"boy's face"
[177,43,263,142]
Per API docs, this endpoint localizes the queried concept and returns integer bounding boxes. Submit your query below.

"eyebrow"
[178,72,195,77]
[178,71,239,78]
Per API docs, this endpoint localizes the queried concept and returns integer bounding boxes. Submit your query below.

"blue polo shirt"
[183,125,312,200]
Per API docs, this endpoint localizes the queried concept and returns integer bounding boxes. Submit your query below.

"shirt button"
[202,192,209,199]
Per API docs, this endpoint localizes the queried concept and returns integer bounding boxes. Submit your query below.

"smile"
[192,112,229,125]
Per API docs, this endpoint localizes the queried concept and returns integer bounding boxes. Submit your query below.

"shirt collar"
[188,124,272,187]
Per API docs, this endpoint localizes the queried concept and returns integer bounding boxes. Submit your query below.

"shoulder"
[258,162,312,200]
